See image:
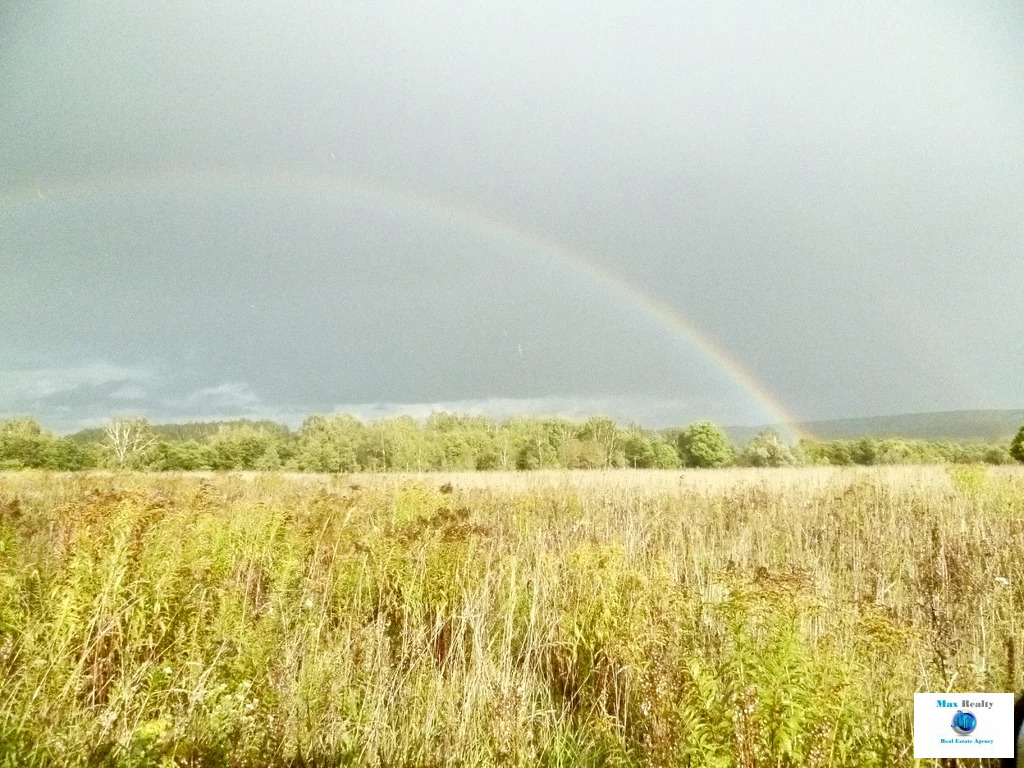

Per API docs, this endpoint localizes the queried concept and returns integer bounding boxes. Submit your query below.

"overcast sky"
[2,0,1023,432]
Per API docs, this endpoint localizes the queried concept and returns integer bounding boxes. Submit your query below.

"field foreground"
[0,467,1022,767]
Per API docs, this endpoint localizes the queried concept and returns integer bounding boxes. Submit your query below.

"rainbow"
[0,167,808,438]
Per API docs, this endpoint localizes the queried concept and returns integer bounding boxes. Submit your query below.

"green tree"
[560,439,606,469]
[578,416,620,468]
[207,425,279,470]
[440,432,476,470]
[983,445,1014,465]
[486,426,518,470]
[800,438,854,466]
[105,417,156,469]
[875,439,916,465]
[359,417,429,470]
[0,418,52,469]
[622,430,656,468]
[677,421,734,468]
[1011,425,1024,464]
[47,438,97,470]
[146,440,213,471]
[296,415,362,472]
[740,430,799,467]
[516,434,559,469]
[851,437,878,466]
[650,437,682,469]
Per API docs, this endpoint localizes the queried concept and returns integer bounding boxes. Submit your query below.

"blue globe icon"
[950,710,977,735]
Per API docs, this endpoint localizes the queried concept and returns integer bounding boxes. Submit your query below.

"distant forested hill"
[68,419,291,444]
[729,410,1024,443]
[64,410,1024,445]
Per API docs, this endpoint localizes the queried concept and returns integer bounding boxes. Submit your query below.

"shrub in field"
[947,464,988,497]
[1012,425,1024,463]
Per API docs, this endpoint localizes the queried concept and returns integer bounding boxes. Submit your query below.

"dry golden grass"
[0,466,1021,766]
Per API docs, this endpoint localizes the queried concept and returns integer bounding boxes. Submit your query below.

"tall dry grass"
[0,466,1021,766]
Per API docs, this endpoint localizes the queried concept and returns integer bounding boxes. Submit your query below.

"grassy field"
[0,467,1022,766]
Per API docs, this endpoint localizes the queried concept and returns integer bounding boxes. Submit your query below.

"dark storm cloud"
[0,363,155,407]
[2,0,1023,430]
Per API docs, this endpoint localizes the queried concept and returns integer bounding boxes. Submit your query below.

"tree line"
[1,414,1023,471]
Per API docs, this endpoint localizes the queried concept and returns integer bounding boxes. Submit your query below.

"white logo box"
[913,692,1015,759]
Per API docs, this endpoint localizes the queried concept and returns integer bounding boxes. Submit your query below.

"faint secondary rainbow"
[0,166,808,438]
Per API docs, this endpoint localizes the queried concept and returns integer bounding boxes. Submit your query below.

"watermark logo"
[950,710,977,736]
[914,693,1014,758]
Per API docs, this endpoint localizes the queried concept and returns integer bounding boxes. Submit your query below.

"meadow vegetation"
[1,466,1022,766]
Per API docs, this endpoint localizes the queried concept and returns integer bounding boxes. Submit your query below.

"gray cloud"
[0,363,156,406]
[2,0,1023,428]
[326,396,725,428]
[179,382,262,411]
[109,384,148,401]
